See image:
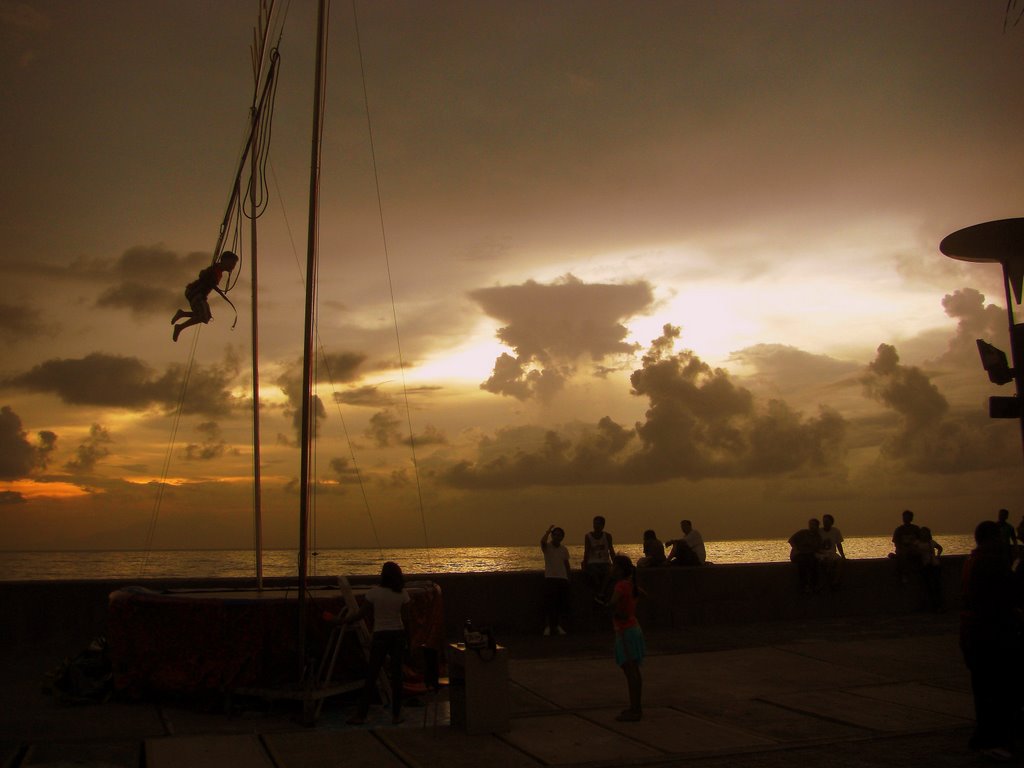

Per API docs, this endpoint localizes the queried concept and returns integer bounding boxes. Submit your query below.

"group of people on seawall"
[539,516,706,636]
[324,508,1018,733]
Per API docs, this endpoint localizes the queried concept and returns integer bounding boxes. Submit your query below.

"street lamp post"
[940,218,1024,465]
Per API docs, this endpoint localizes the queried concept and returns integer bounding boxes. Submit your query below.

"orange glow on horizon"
[1,480,92,500]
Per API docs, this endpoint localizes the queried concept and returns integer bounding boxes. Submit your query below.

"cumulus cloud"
[932,287,1007,367]
[94,246,210,317]
[366,410,402,448]
[861,343,1016,473]
[443,325,846,487]
[471,274,655,400]
[409,424,447,447]
[183,421,227,461]
[2,351,242,416]
[0,302,50,343]
[276,351,366,443]
[329,456,362,486]
[0,405,56,480]
[64,424,112,474]
[334,385,394,408]
[728,344,861,395]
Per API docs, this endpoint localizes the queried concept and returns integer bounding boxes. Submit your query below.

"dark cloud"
[861,343,1016,473]
[183,421,227,461]
[93,247,216,316]
[329,456,359,483]
[409,424,447,447]
[334,385,394,408]
[728,344,861,395]
[276,351,367,442]
[0,302,50,343]
[96,282,180,317]
[472,275,655,400]
[0,491,26,504]
[64,424,112,474]
[443,325,846,488]
[2,351,242,416]
[932,287,1007,368]
[0,405,56,480]
[366,410,402,448]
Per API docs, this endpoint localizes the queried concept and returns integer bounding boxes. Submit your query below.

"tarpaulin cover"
[107,581,444,696]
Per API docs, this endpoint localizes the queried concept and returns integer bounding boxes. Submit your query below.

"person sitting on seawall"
[637,529,666,568]
[540,525,571,636]
[788,518,824,593]
[816,513,845,590]
[890,509,921,583]
[342,561,411,726]
[665,519,706,566]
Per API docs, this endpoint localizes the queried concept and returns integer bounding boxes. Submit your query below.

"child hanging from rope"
[170,251,239,342]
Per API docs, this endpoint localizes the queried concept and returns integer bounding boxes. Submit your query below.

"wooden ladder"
[309,577,390,721]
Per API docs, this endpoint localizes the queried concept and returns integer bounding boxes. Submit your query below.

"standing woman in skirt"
[609,554,645,721]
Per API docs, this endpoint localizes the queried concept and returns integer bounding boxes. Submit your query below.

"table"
[446,642,509,733]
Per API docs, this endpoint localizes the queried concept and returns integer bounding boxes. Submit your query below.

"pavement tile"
[673,697,867,743]
[637,647,888,703]
[159,703,299,736]
[380,727,541,768]
[501,713,663,765]
[509,681,561,714]
[22,740,139,767]
[145,733,274,768]
[264,730,405,768]
[582,706,775,754]
[774,634,962,681]
[845,682,975,720]
[4,700,166,742]
[759,689,971,733]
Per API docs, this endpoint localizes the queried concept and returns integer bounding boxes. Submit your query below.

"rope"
[141,328,202,574]
[352,0,432,553]
[271,159,383,556]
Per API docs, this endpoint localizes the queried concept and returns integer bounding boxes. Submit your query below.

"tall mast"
[250,109,264,589]
[249,2,277,591]
[298,0,329,669]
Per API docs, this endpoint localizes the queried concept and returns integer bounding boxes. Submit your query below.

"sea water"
[0,534,975,581]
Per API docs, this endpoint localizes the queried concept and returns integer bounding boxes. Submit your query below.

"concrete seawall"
[1,555,965,655]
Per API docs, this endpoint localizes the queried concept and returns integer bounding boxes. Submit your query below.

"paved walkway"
[1,612,993,767]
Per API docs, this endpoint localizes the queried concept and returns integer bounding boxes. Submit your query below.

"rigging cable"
[351,0,432,554]
[143,3,291,572]
[140,329,203,574]
[270,161,385,557]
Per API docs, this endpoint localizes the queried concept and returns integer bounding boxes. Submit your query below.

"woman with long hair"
[344,561,410,725]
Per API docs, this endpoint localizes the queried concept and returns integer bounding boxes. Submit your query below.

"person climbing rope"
[170,251,239,342]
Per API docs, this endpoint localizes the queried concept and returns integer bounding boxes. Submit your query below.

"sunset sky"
[2,0,1024,553]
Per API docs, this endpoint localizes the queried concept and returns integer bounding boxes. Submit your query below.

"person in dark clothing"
[788,519,823,593]
[171,251,239,342]
[960,520,1020,761]
[891,509,921,583]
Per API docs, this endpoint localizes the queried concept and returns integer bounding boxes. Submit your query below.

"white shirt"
[684,529,706,564]
[542,543,570,579]
[364,586,410,632]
